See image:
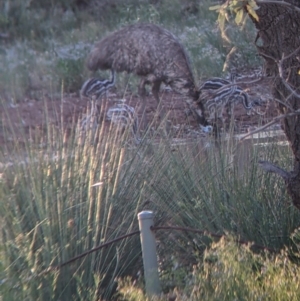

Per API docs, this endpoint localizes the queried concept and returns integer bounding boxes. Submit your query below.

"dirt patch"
[0,76,280,149]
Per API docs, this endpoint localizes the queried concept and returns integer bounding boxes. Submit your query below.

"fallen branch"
[258,160,290,180]
[259,160,300,211]
[239,109,300,141]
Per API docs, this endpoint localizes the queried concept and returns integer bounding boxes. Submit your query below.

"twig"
[239,119,278,141]
[253,41,300,106]
[237,76,263,86]
[282,45,300,61]
[257,49,300,100]
[239,110,300,141]
[273,97,294,111]
[278,57,300,100]
[257,51,278,63]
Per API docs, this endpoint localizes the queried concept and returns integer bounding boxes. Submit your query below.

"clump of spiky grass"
[0,100,146,300]
[1,97,299,300]
[129,125,300,293]
[138,128,298,245]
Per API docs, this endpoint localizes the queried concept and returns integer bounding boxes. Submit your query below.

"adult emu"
[86,23,208,127]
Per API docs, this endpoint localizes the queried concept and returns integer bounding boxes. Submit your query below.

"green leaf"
[247,0,259,10]
[246,4,259,21]
[224,11,231,22]
[235,8,244,24]
[218,13,226,31]
[209,4,222,11]
[230,0,245,11]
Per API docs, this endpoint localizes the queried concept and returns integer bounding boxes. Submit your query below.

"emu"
[200,71,264,128]
[199,71,238,91]
[201,86,253,123]
[80,70,115,115]
[106,102,140,143]
[86,23,207,127]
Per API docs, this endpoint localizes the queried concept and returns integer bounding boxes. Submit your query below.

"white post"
[138,211,161,297]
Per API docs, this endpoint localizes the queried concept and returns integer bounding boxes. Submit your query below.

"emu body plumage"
[86,23,207,125]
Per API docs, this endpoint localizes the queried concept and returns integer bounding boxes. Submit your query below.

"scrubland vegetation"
[1,1,299,300]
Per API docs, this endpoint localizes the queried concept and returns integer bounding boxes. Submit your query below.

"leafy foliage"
[56,58,85,92]
[0,114,144,300]
[118,237,300,300]
[210,0,259,45]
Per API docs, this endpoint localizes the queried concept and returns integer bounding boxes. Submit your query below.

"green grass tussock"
[1,107,299,299]
[0,113,145,300]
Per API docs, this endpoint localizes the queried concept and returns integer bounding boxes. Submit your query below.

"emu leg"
[151,80,165,120]
[138,78,149,130]
[152,80,173,134]
[191,100,210,128]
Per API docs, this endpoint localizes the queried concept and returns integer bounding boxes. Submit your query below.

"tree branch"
[257,48,300,101]
[273,97,294,111]
[278,55,300,100]
[258,160,290,180]
[282,45,300,61]
[239,110,300,141]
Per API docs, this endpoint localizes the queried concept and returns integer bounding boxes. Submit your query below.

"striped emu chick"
[80,69,115,116]
[106,102,140,143]
[231,88,255,114]
[201,84,253,123]
[86,23,208,127]
[199,71,237,91]
[199,71,242,124]
[79,70,115,129]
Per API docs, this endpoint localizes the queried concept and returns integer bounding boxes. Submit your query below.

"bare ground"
[0,76,280,149]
